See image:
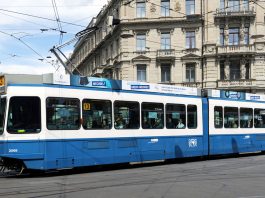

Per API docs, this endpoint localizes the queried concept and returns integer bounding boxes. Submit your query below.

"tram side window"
[254,109,265,128]
[142,102,164,129]
[7,97,41,134]
[166,104,186,129]
[0,98,6,134]
[114,101,139,129]
[187,105,197,129]
[214,106,223,128]
[46,97,80,130]
[240,108,253,128]
[82,99,112,130]
[224,107,238,128]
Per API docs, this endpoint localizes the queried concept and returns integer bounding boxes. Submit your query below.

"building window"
[244,27,249,45]
[245,61,250,79]
[186,31,196,49]
[229,28,239,45]
[161,32,171,50]
[186,63,195,82]
[220,0,225,10]
[243,0,249,11]
[186,0,195,15]
[161,64,171,82]
[161,0,170,17]
[228,0,240,11]
[136,1,146,18]
[136,33,146,51]
[230,60,240,80]
[137,64,147,82]
[220,28,225,45]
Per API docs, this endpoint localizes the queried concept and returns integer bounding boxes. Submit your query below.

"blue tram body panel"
[0,135,205,170]
[209,134,265,155]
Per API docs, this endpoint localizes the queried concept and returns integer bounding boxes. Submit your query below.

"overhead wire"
[0,8,86,28]
[0,30,56,70]
[51,0,64,44]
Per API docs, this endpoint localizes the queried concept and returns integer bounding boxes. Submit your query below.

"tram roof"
[1,73,265,102]
[0,73,201,97]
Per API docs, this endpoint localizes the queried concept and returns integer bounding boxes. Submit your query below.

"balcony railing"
[216,44,255,55]
[215,6,255,18]
[217,79,255,88]
[181,82,202,88]
[157,49,175,59]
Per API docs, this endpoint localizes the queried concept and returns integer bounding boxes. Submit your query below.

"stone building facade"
[69,0,265,93]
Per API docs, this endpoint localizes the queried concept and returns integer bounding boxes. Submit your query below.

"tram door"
[46,97,79,169]
[140,102,166,161]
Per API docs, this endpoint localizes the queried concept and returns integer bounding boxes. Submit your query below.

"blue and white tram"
[0,73,265,173]
[208,96,265,155]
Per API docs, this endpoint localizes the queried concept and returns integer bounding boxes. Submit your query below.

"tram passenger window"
[166,104,186,129]
[240,108,253,128]
[46,97,80,130]
[82,99,112,130]
[254,109,265,128]
[224,107,238,128]
[142,102,164,129]
[0,98,6,134]
[7,97,41,134]
[114,101,139,129]
[214,106,223,128]
[187,105,197,129]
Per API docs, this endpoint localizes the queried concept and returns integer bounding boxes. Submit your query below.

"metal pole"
[50,47,72,75]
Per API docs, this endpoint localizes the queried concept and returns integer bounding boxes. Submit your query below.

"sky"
[0,0,108,74]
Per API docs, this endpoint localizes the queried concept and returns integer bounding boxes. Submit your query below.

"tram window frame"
[142,102,164,129]
[7,96,41,134]
[0,97,6,134]
[254,108,265,128]
[46,97,81,130]
[240,108,253,128]
[82,99,112,130]
[224,107,239,128]
[114,100,140,130]
[166,103,186,129]
[187,105,197,129]
[214,106,223,128]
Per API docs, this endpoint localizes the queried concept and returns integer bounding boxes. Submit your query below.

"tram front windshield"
[7,97,41,134]
[0,97,6,134]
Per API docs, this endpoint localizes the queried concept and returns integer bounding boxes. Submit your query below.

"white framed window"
[136,1,146,18]
[137,64,147,82]
[186,63,195,82]
[161,0,170,17]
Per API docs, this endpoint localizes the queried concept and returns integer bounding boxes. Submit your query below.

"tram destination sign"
[122,81,200,96]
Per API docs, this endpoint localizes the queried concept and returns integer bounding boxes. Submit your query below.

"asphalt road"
[0,154,265,198]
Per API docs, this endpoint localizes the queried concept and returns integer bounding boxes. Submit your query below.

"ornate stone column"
[224,24,229,45]
[240,59,246,79]
[224,60,230,80]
